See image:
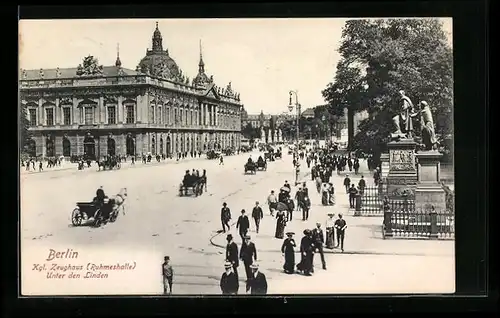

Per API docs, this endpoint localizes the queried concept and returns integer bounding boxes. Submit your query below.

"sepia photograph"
[19,17,454,296]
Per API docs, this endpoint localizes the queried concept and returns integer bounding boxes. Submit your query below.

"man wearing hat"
[220,261,239,295]
[236,209,250,241]
[325,213,335,249]
[221,202,232,233]
[335,213,347,252]
[251,201,264,234]
[225,234,239,277]
[245,263,267,295]
[343,174,351,193]
[281,232,296,274]
[312,222,327,270]
[239,235,258,281]
[162,256,174,295]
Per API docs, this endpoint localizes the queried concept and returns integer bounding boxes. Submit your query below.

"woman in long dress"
[281,232,296,274]
[275,210,287,239]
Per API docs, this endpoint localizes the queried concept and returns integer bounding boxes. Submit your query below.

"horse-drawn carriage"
[71,188,127,227]
[206,150,221,160]
[274,150,282,159]
[264,152,275,161]
[256,159,267,171]
[244,161,257,174]
[179,172,204,197]
[98,156,121,171]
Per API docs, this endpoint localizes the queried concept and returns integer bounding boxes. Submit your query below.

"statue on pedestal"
[260,127,265,141]
[392,90,418,139]
[416,101,438,150]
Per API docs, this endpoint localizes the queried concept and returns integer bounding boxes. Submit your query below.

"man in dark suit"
[251,201,264,233]
[221,202,231,233]
[220,261,239,295]
[335,213,347,252]
[312,222,327,270]
[236,209,250,241]
[225,234,239,277]
[240,235,258,281]
[246,263,267,295]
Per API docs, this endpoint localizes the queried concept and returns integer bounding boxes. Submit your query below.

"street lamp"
[288,90,301,145]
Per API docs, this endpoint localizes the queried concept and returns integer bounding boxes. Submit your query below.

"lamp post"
[288,90,301,145]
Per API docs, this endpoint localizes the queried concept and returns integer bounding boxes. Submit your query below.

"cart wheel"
[109,210,118,222]
[93,209,102,227]
[117,163,121,169]
[71,208,83,226]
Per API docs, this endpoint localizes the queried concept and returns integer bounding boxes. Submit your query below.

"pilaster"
[55,135,63,156]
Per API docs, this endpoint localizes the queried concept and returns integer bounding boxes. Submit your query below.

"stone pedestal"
[380,153,390,181]
[415,150,446,212]
[386,139,418,196]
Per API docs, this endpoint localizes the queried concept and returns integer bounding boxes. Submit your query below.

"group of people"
[308,151,361,175]
[181,169,208,191]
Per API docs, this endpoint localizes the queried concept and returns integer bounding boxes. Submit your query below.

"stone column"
[35,135,44,157]
[72,97,79,125]
[55,97,60,125]
[380,153,390,182]
[135,133,143,156]
[142,132,149,154]
[117,96,124,123]
[99,135,107,157]
[99,96,105,124]
[70,135,77,156]
[55,135,63,156]
[76,134,84,156]
[215,106,218,127]
[38,99,43,126]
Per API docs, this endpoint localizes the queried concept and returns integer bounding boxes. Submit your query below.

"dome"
[137,22,182,81]
[138,51,181,81]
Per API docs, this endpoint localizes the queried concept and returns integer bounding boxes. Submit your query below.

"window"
[126,105,135,123]
[46,108,54,126]
[84,107,94,125]
[190,110,193,126]
[180,109,183,126]
[150,105,155,123]
[28,109,37,126]
[166,107,170,125]
[174,108,178,124]
[63,107,71,125]
[107,106,116,124]
[158,107,162,124]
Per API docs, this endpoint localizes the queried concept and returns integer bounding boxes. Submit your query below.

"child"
[162,256,174,294]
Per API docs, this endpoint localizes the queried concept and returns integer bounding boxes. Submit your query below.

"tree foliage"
[322,18,453,161]
[241,123,260,142]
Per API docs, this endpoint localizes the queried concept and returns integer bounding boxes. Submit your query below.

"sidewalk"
[211,158,454,256]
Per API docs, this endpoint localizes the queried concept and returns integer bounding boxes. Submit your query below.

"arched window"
[63,138,71,157]
[46,137,55,157]
[26,139,36,157]
[108,138,116,156]
[160,138,164,155]
[126,135,135,156]
[151,137,156,155]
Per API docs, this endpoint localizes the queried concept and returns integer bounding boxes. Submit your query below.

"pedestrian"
[251,201,263,233]
[348,184,358,208]
[220,261,239,295]
[358,175,366,195]
[298,229,314,276]
[236,209,250,241]
[240,235,257,281]
[246,263,267,295]
[219,155,224,165]
[343,175,351,193]
[162,256,174,295]
[281,232,296,274]
[225,234,239,277]
[274,209,287,239]
[312,223,327,270]
[302,196,311,221]
[325,213,335,249]
[335,213,347,252]
[286,198,295,222]
[221,202,231,233]
[267,190,278,217]
[38,161,43,172]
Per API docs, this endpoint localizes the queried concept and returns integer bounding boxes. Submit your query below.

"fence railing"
[383,201,454,240]
[356,185,385,216]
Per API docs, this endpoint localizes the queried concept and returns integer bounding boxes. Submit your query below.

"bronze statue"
[416,101,438,150]
[392,90,417,138]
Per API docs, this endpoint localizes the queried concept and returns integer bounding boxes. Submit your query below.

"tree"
[241,123,260,142]
[322,18,453,162]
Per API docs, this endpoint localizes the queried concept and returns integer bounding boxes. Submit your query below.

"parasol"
[280,186,290,192]
[276,202,289,211]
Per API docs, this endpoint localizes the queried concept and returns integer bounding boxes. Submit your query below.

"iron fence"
[383,200,454,240]
[356,185,386,216]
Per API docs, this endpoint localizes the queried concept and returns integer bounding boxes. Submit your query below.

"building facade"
[19,22,243,159]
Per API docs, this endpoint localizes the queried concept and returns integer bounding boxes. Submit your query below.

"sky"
[19,18,452,115]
